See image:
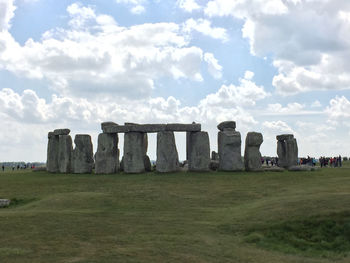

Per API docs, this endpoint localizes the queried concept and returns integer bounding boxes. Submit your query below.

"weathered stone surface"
[72,134,94,174]
[53,129,70,136]
[209,160,219,171]
[211,151,219,161]
[95,133,119,174]
[218,130,243,171]
[58,135,73,173]
[188,131,210,172]
[103,123,200,133]
[47,132,59,173]
[244,132,263,171]
[0,199,10,208]
[263,166,285,172]
[217,121,236,131]
[276,134,294,141]
[101,122,118,131]
[120,156,124,172]
[277,135,298,168]
[165,123,201,132]
[156,131,179,172]
[123,132,146,173]
[144,155,152,172]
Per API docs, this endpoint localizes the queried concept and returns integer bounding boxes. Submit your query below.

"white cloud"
[0,0,16,30]
[0,3,224,100]
[325,96,350,119]
[205,0,350,95]
[115,0,147,14]
[177,0,201,12]
[262,120,294,134]
[183,18,229,42]
[311,100,322,108]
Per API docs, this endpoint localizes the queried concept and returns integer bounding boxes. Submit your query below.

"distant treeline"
[1,162,45,168]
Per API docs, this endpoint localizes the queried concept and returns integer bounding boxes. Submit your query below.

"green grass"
[0,166,350,262]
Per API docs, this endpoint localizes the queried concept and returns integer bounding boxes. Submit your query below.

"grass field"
[0,166,350,263]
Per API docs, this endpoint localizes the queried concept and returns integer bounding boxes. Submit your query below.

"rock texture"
[95,133,119,174]
[47,132,59,173]
[188,131,210,172]
[218,124,243,171]
[58,135,73,173]
[156,131,179,172]
[123,132,146,173]
[103,123,201,133]
[0,199,10,208]
[72,134,94,174]
[277,134,298,168]
[244,132,263,171]
[217,121,236,131]
[53,129,70,136]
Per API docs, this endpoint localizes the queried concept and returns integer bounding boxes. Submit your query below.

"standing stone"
[211,151,219,161]
[72,134,94,174]
[47,132,59,173]
[156,131,179,172]
[123,132,146,173]
[244,132,263,171]
[95,133,119,174]
[188,131,210,172]
[218,122,243,171]
[277,134,298,168]
[58,135,73,173]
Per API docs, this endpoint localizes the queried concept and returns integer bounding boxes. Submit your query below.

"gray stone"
[217,121,236,131]
[95,133,119,174]
[144,155,152,172]
[53,129,70,136]
[218,130,243,171]
[211,151,219,161]
[263,166,285,172]
[0,199,10,208]
[58,135,73,173]
[276,134,294,141]
[47,132,59,173]
[120,156,124,172]
[244,132,263,171]
[72,134,94,174]
[209,160,219,171]
[123,132,146,173]
[277,135,298,168]
[165,123,201,132]
[103,123,201,133]
[101,122,118,131]
[188,131,210,172]
[156,131,179,172]
[288,165,311,171]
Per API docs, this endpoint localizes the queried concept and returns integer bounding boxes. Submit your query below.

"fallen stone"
[156,131,179,172]
[0,199,10,208]
[276,134,294,141]
[263,166,285,172]
[188,131,210,172]
[53,129,70,136]
[123,132,146,173]
[218,130,243,171]
[58,135,73,173]
[217,121,236,131]
[244,132,263,172]
[95,133,119,174]
[47,132,59,173]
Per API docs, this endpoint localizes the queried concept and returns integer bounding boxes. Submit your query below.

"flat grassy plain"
[0,166,350,263]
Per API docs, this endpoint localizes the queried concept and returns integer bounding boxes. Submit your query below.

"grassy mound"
[245,212,350,258]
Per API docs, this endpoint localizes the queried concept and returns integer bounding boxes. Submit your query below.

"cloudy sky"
[1,0,350,162]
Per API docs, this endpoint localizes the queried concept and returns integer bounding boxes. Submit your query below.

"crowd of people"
[1,163,36,171]
[319,156,342,168]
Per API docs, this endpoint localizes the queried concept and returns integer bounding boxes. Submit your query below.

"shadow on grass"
[242,211,350,259]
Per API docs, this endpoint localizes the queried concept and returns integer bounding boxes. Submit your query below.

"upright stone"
[95,133,119,174]
[188,131,210,172]
[47,132,59,173]
[156,131,179,172]
[58,135,73,173]
[218,121,243,171]
[244,132,263,171]
[277,134,298,168]
[72,134,94,174]
[123,132,145,173]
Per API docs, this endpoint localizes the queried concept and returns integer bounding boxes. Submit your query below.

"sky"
[1,0,350,162]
